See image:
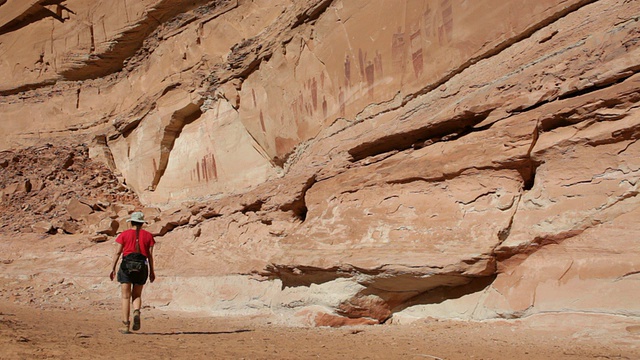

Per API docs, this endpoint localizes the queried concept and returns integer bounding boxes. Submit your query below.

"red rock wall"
[0,0,639,325]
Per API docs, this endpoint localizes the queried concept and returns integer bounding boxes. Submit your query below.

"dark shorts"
[117,262,148,285]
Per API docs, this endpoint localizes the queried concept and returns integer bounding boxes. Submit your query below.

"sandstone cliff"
[0,0,639,326]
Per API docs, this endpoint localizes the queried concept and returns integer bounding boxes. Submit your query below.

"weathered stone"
[142,221,161,235]
[93,201,110,211]
[142,207,161,222]
[116,218,131,234]
[114,204,136,216]
[147,209,191,236]
[60,221,81,235]
[66,199,93,221]
[84,213,103,228]
[30,178,44,192]
[89,234,109,243]
[19,179,31,193]
[34,202,54,215]
[31,221,54,234]
[337,295,392,323]
[90,217,119,237]
[3,183,18,195]
[312,312,379,327]
[116,209,130,219]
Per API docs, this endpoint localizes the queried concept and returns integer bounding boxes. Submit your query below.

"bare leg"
[120,283,132,323]
[131,284,144,331]
[132,284,143,311]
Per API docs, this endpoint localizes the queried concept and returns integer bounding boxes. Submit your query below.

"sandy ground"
[1,299,639,360]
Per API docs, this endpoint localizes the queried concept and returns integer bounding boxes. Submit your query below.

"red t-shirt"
[116,229,155,258]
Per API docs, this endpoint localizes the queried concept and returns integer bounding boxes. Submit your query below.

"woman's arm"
[148,246,155,283]
[109,243,124,281]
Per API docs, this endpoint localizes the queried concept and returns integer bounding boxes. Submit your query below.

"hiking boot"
[119,321,130,334]
[132,310,141,331]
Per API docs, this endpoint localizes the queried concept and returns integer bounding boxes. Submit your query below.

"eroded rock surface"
[0,0,639,326]
[0,144,141,235]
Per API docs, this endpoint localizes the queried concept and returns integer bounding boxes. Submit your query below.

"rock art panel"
[148,98,279,205]
[109,88,278,206]
[238,0,587,169]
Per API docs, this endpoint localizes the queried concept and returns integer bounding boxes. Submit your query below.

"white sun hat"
[126,211,147,224]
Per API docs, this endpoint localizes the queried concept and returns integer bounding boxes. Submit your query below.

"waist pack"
[122,252,147,274]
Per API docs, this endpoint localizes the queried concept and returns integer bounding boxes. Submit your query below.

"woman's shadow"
[136,329,253,336]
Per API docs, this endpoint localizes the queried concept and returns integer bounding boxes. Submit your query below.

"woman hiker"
[109,211,156,334]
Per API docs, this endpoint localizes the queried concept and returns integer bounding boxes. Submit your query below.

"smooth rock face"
[1,0,640,326]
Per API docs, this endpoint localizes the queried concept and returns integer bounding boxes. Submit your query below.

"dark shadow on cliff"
[265,264,379,289]
[0,1,74,36]
[274,267,353,289]
[390,275,497,314]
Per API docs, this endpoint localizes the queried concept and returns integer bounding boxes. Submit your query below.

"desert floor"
[1,298,639,360]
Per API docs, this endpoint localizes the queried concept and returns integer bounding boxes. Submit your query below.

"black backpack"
[122,230,147,273]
